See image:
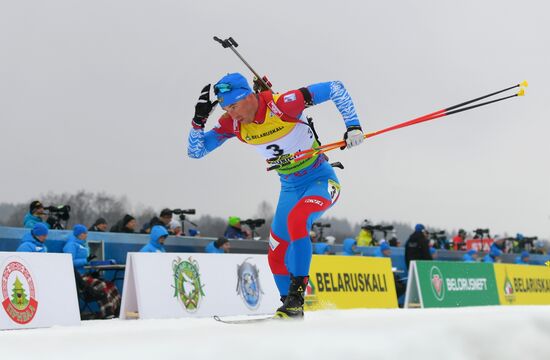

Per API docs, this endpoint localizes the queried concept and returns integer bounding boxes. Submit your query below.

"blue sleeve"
[307,81,361,128]
[16,243,32,252]
[64,243,87,267]
[188,128,231,158]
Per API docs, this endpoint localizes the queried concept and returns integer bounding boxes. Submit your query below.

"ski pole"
[213,36,273,93]
[267,81,527,171]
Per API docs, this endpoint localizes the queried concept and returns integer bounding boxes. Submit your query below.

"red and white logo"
[1,259,38,324]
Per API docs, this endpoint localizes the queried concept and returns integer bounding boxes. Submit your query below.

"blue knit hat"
[521,250,530,259]
[31,223,48,237]
[415,224,425,232]
[73,224,88,237]
[380,242,391,251]
[214,73,253,108]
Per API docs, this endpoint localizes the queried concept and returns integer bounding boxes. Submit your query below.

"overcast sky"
[1,0,549,238]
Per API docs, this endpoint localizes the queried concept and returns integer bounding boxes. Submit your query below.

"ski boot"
[274,275,308,319]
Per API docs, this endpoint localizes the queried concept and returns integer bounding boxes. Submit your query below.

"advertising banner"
[405,261,499,308]
[494,263,550,305]
[466,238,494,251]
[305,255,397,310]
[0,252,80,330]
[120,253,280,319]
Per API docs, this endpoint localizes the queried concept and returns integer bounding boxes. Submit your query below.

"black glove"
[192,84,218,129]
[87,254,97,262]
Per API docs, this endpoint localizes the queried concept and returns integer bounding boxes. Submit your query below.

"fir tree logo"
[503,268,516,304]
[2,259,38,324]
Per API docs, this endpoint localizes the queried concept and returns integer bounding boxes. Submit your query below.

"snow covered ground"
[2,306,550,360]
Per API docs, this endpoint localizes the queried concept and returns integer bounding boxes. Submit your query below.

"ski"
[213,315,275,324]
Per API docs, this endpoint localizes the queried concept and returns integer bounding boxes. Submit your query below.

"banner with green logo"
[405,261,499,308]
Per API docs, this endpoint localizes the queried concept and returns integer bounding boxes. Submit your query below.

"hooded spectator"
[463,249,478,262]
[205,237,230,253]
[483,246,502,263]
[89,218,108,232]
[23,200,50,229]
[110,214,137,233]
[140,225,168,253]
[374,242,392,258]
[63,224,90,274]
[342,238,358,256]
[17,223,49,253]
[515,251,530,265]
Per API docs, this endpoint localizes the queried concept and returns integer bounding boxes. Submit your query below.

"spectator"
[140,225,168,253]
[64,225,121,319]
[463,249,478,262]
[23,200,50,229]
[314,241,331,255]
[342,238,359,256]
[140,221,152,234]
[110,214,137,233]
[205,237,230,253]
[404,224,432,270]
[356,221,374,246]
[16,223,48,253]
[483,246,502,263]
[374,242,392,258]
[515,251,530,265]
[188,228,200,237]
[169,219,183,236]
[89,218,108,232]
[224,216,250,239]
[388,230,400,247]
[451,229,467,251]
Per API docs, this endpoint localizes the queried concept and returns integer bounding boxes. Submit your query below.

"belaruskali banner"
[120,252,280,319]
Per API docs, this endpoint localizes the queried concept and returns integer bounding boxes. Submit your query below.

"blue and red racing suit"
[188,81,362,296]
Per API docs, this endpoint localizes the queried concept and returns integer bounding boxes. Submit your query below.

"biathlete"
[188,73,364,318]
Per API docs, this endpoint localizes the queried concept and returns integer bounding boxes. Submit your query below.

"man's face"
[223,94,258,124]
[382,249,392,257]
[97,223,107,232]
[33,207,47,220]
[36,235,47,243]
[221,242,231,253]
[160,214,172,225]
[159,235,167,245]
[127,219,137,230]
[77,233,88,241]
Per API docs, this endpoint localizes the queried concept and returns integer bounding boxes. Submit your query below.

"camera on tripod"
[313,222,331,229]
[241,218,266,229]
[172,208,196,220]
[44,205,71,229]
[473,228,490,238]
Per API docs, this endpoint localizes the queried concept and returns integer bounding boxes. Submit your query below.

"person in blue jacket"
[17,223,49,253]
[205,237,230,254]
[374,242,392,258]
[515,251,530,265]
[463,249,478,262]
[140,225,168,253]
[483,246,502,263]
[342,238,358,256]
[23,200,51,229]
[63,224,90,274]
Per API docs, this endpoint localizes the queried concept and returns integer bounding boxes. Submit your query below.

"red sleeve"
[213,113,238,138]
[275,89,307,118]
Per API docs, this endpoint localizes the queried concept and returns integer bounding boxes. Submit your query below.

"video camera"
[241,218,266,229]
[362,224,394,233]
[172,209,196,215]
[313,222,331,229]
[44,205,71,229]
[428,230,446,240]
[520,236,538,249]
[473,228,491,237]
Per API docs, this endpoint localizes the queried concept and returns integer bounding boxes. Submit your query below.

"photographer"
[110,214,137,233]
[148,208,173,231]
[356,220,374,246]
[23,200,50,229]
[64,225,121,319]
[205,237,231,254]
[451,229,467,251]
[404,224,432,270]
[224,216,251,240]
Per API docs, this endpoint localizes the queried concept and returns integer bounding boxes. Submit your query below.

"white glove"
[343,126,364,149]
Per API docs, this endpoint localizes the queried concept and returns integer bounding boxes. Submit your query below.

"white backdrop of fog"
[1,0,548,237]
